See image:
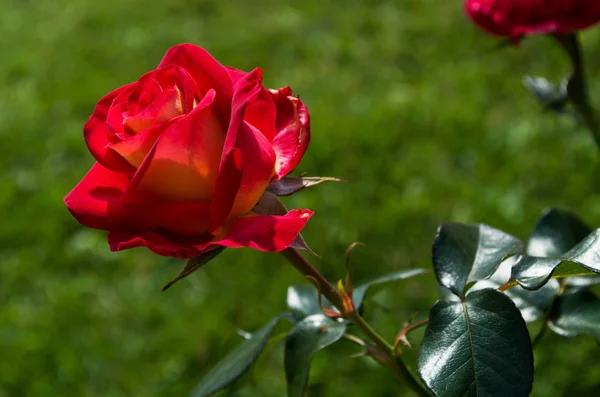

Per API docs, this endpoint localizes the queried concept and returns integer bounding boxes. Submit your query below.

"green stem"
[554,33,600,150]
[282,247,344,309]
[346,306,430,396]
[282,248,431,397]
[345,310,395,353]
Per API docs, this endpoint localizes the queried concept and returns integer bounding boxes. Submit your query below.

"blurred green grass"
[2,0,600,395]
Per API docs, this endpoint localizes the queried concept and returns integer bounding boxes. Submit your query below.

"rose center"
[123,85,185,135]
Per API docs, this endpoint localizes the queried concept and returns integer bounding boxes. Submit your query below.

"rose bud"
[465,0,600,38]
[65,44,313,259]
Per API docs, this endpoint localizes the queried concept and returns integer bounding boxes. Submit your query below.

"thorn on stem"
[345,241,364,296]
[306,275,342,319]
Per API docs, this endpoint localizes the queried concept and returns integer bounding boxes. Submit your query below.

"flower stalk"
[282,247,431,397]
[554,33,600,150]
[282,247,345,310]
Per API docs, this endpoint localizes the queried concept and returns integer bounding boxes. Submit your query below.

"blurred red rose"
[65,43,312,259]
[465,0,600,38]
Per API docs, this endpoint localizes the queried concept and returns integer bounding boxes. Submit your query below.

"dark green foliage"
[284,314,346,397]
[418,289,533,397]
[191,314,294,397]
[432,223,523,296]
[512,231,600,290]
[287,285,330,317]
[467,259,559,323]
[286,268,426,316]
[526,208,591,257]
[511,209,600,289]
[549,289,600,342]
[504,279,559,323]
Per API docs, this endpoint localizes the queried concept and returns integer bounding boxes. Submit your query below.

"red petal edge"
[157,43,233,115]
[108,209,314,259]
[209,68,265,232]
[84,83,138,173]
[270,88,310,180]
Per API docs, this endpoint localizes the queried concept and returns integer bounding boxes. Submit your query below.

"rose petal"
[152,65,202,114]
[123,88,183,134]
[160,203,212,236]
[109,66,205,169]
[158,43,233,116]
[270,87,294,127]
[65,162,213,235]
[108,209,313,258]
[210,68,266,231]
[465,0,600,37]
[244,87,277,142]
[228,67,277,142]
[215,209,313,251]
[226,66,250,85]
[121,89,226,203]
[228,122,276,221]
[209,147,244,233]
[129,70,162,108]
[108,230,213,259]
[109,119,176,169]
[84,83,137,173]
[269,89,310,180]
[105,101,129,136]
[64,162,160,232]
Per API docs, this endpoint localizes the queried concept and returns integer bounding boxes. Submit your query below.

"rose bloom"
[65,44,312,259]
[465,0,600,37]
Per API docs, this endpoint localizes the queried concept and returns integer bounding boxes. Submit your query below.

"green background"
[2,0,600,395]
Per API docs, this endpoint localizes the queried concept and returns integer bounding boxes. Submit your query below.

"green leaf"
[511,257,565,290]
[526,208,591,257]
[352,269,428,312]
[523,76,570,114]
[549,290,600,342]
[512,259,598,290]
[471,258,559,323]
[550,261,598,279]
[287,285,334,317]
[191,313,294,397]
[564,229,600,266]
[284,314,346,397]
[162,247,226,291]
[512,230,600,290]
[505,282,559,323]
[287,269,428,317]
[511,211,600,290]
[418,289,533,397]
[432,222,523,296]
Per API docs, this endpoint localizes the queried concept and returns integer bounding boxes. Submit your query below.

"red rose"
[65,43,313,259]
[465,0,600,37]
